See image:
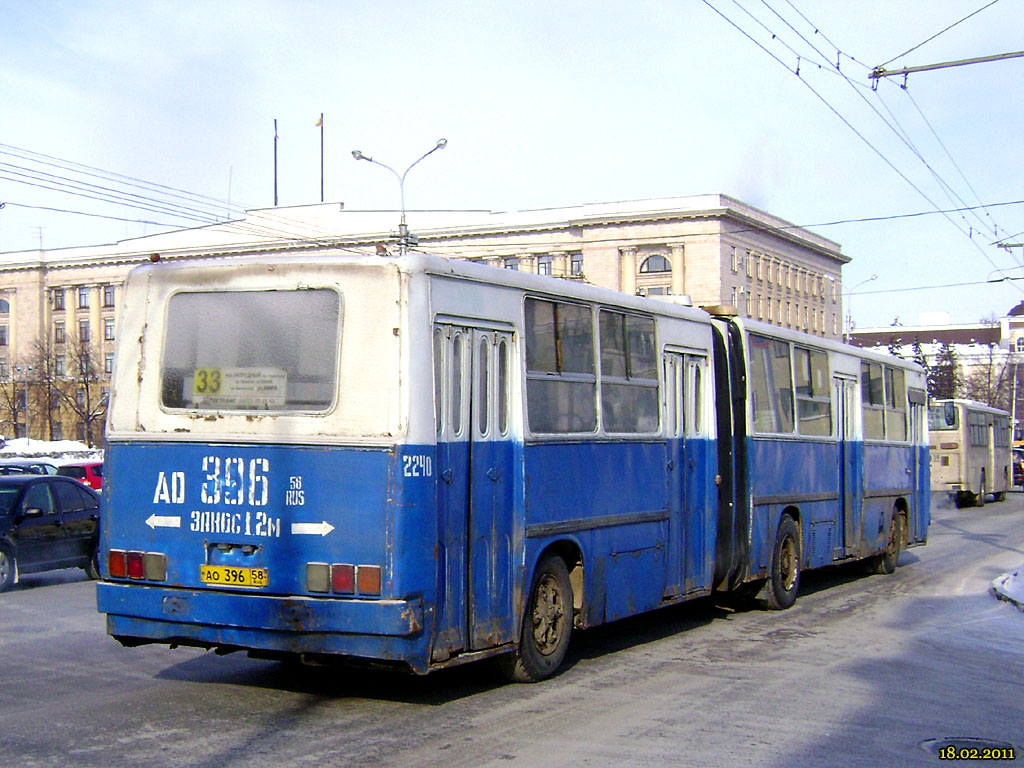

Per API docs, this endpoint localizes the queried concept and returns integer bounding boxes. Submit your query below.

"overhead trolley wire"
[701,0,1022,291]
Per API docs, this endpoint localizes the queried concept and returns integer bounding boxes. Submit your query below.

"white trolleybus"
[928,398,1011,507]
[96,252,930,681]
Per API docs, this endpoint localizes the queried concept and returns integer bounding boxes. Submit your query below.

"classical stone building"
[0,194,848,442]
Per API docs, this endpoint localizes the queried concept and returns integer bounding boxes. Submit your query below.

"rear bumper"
[97,581,427,668]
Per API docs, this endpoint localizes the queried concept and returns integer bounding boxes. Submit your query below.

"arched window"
[639,255,671,273]
[0,299,9,314]
[1015,336,1024,353]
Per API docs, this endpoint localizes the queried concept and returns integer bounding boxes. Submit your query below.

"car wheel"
[84,548,101,580]
[0,544,16,592]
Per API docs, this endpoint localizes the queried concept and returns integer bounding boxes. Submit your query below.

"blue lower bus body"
[97,432,925,672]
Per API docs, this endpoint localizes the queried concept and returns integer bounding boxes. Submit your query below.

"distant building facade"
[0,194,849,442]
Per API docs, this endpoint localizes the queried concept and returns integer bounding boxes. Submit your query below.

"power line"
[701,0,1022,289]
[876,0,1004,69]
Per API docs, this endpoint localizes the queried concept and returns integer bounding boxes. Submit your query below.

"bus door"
[834,375,861,558]
[433,323,515,661]
[663,349,708,597]
[907,390,927,539]
[662,352,686,598]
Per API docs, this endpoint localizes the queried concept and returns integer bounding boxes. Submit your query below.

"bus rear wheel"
[757,515,800,610]
[871,512,903,575]
[500,553,573,683]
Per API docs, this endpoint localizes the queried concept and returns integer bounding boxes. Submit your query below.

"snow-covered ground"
[992,566,1024,612]
[0,437,103,462]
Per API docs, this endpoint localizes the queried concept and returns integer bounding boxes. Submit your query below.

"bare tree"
[52,338,108,447]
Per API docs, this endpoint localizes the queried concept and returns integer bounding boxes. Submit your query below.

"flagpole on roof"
[317,113,324,203]
[273,119,279,207]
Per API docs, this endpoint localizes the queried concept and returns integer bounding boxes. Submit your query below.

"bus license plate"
[200,565,268,588]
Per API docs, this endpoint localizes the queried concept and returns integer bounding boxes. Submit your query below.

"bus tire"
[500,553,573,683]
[994,491,1007,502]
[0,544,15,592]
[871,512,903,575]
[757,515,800,610]
[975,482,986,507]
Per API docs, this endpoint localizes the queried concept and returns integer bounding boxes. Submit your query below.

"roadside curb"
[991,567,1024,612]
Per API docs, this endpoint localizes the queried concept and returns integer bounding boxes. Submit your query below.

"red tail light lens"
[108,550,126,578]
[126,551,145,579]
[331,564,355,593]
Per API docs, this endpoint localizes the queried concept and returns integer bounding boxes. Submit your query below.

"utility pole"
[870,50,1024,87]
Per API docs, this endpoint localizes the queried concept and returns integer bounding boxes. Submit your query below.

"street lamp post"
[351,139,448,255]
[844,274,878,343]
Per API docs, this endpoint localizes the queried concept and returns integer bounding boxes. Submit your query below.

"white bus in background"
[929,399,1012,507]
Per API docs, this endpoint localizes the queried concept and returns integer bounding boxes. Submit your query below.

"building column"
[619,247,638,294]
[551,251,568,277]
[518,254,535,274]
[669,244,685,296]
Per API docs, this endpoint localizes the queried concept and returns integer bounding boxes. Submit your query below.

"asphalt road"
[2,493,1023,768]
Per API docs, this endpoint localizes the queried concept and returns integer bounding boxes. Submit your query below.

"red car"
[57,461,103,490]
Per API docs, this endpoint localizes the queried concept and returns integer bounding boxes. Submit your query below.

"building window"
[639,255,671,273]
[55,355,65,377]
[53,289,65,310]
[0,359,7,379]
[103,285,115,307]
[76,422,87,442]
[0,326,7,347]
[52,422,63,441]
[104,353,114,374]
[730,247,738,273]
[76,387,86,408]
[78,287,90,309]
[54,322,65,344]
[0,299,8,314]
[79,320,90,342]
[537,255,552,276]
[503,257,520,271]
[101,386,110,403]
[570,254,583,276]
[103,317,115,341]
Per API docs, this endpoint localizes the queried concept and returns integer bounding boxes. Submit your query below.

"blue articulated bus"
[96,252,929,681]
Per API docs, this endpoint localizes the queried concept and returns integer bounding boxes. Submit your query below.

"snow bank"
[0,437,103,461]
[992,567,1024,612]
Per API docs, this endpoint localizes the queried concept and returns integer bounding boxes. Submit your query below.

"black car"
[0,475,101,591]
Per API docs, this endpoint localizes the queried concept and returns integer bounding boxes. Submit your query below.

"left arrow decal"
[290,521,335,537]
[146,514,181,529]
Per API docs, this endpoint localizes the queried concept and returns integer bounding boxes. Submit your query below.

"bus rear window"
[928,403,958,431]
[160,289,340,412]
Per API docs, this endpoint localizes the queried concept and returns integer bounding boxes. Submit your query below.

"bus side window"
[434,327,445,437]
[748,334,794,434]
[861,362,885,440]
[497,338,509,436]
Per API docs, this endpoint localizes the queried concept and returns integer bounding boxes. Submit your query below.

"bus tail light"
[357,565,382,596]
[126,551,145,579]
[109,549,167,581]
[109,550,127,578]
[940,442,958,450]
[331,564,355,594]
[306,562,330,593]
[143,553,168,581]
[306,562,380,595]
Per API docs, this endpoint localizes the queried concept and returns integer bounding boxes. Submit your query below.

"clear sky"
[1,0,1022,329]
